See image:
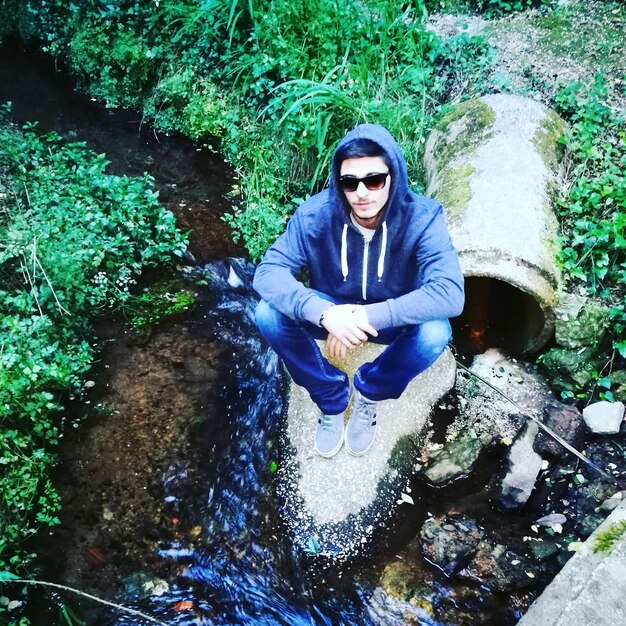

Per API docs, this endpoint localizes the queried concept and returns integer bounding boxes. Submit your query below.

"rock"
[455,349,554,441]
[277,345,457,560]
[419,516,484,577]
[123,572,170,600]
[496,421,543,511]
[459,540,537,591]
[422,428,494,486]
[540,347,608,391]
[535,513,567,527]
[528,539,560,563]
[575,513,605,539]
[378,561,416,600]
[554,293,611,348]
[597,492,623,515]
[612,370,626,402]
[534,400,586,458]
[582,401,625,434]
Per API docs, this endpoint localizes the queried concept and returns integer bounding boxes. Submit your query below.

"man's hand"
[321,304,378,351]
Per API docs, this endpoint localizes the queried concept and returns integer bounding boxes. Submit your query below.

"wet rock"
[540,346,608,391]
[554,293,610,349]
[378,561,417,600]
[575,512,605,539]
[582,400,625,434]
[597,492,623,515]
[419,515,484,577]
[496,421,543,511]
[422,428,494,486]
[535,513,567,528]
[122,572,170,600]
[459,540,537,591]
[528,539,560,563]
[612,370,626,402]
[533,400,585,458]
[455,349,554,441]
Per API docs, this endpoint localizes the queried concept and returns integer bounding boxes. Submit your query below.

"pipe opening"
[452,277,547,357]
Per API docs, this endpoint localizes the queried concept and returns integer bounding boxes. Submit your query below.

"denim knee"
[254,299,283,341]
[414,319,452,356]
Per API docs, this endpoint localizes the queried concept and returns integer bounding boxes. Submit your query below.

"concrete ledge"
[519,501,626,625]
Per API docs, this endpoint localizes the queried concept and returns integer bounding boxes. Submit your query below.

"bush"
[0,113,187,574]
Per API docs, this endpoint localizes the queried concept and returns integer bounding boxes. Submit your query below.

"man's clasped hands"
[320,304,378,360]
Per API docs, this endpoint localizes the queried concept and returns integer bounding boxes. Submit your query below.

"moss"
[533,110,566,172]
[593,519,626,554]
[432,99,495,173]
[387,434,419,471]
[126,282,196,332]
[437,163,475,220]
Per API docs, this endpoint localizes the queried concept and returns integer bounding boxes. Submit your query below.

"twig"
[6,579,169,626]
[19,254,43,317]
[456,360,618,484]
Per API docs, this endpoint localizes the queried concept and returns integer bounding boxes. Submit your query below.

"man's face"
[339,156,391,230]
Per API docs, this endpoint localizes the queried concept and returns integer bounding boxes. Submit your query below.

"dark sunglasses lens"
[339,173,388,192]
[364,173,387,190]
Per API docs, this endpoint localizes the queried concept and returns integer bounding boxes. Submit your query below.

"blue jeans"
[254,296,452,415]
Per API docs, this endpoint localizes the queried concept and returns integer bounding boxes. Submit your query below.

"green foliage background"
[0,114,187,581]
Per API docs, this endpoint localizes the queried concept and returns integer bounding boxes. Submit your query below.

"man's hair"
[335,138,391,170]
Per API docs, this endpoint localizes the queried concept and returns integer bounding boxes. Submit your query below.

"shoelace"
[320,413,339,431]
[353,399,376,431]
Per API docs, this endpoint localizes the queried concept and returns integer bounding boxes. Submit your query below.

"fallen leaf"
[400,493,414,505]
[173,600,194,612]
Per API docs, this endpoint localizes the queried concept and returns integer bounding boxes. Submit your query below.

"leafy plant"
[0,114,187,575]
[554,76,626,358]
[593,519,626,554]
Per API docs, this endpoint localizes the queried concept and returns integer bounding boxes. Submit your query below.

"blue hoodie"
[253,124,464,330]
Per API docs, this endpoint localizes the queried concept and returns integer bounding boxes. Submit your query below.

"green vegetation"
[593,519,626,554]
[124,282,196,333]
[6,0,499,260]
[554,77,626,362]
[0,111,187,579]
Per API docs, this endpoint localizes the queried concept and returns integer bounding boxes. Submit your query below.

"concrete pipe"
[424,94,566,356]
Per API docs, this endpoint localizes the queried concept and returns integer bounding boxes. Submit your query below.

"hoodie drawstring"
[341,224,349,281]
[340,220,387,295]
[377,221,387,282]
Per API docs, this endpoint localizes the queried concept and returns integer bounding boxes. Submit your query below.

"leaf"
[399,493,414,505]
[172,600,193,612]
[303,536,320,556]
[269,461,278,473]
[0,572,19,583]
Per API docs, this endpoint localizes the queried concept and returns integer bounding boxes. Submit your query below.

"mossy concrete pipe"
[424,94,565,355]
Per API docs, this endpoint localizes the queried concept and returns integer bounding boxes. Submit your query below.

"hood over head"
[329,123,411,222]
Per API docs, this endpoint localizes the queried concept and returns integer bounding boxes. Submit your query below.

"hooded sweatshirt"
[253,124,464,330]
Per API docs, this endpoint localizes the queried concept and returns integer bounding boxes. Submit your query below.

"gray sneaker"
[346,388,377,456]
[315,410,345,458]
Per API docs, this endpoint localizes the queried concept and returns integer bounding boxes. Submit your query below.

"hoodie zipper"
[362,238,369,300]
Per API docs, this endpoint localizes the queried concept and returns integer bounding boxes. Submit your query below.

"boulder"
[422,427,494,486]
[419,515,484,577]
[540,347,608,391]
[582,401,625,435]
[534,400,586,458]
[496,421,543,511]
[554,293,611,348]
[276,344,457,560]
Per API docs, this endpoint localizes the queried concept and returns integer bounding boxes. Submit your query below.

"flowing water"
[2,45,534,626]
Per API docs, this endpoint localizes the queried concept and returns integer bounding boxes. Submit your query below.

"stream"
[1,44,565,626]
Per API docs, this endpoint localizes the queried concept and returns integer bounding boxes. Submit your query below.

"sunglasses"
[338,172,389,192]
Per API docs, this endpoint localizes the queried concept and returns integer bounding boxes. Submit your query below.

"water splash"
[107,259,377,625]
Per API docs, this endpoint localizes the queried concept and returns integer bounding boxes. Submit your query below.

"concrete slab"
[518,501,626,625]
[275,342,456,559]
